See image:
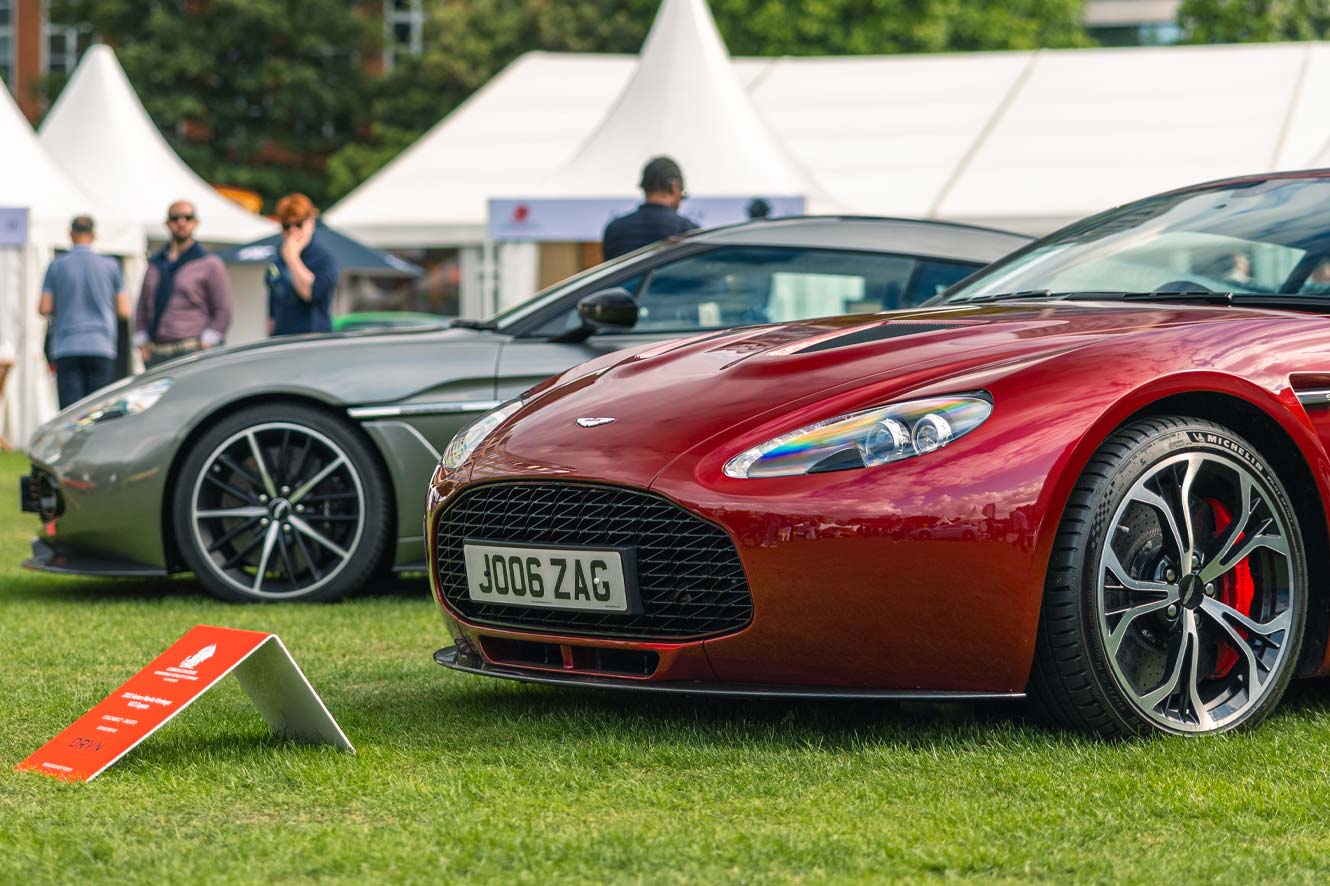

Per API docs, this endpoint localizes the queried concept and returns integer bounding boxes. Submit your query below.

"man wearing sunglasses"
[267,193,339,337]
[133,200,233,369]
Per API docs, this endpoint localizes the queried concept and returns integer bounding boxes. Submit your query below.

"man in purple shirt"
[134,200,233,369]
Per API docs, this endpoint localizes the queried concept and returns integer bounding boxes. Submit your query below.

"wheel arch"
[1037,384,1330,679]
[159,393,398,573]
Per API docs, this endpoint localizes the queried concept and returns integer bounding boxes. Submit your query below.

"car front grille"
[434,482,753,640]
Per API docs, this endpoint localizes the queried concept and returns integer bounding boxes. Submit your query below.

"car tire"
[171,401,392,603]
[1029,416,1306,737]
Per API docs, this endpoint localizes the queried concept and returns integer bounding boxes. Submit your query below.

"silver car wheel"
[189,421,366,599]
[1096,451,1297,734]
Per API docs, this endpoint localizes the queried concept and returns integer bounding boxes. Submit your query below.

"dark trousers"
[54,356,115,409]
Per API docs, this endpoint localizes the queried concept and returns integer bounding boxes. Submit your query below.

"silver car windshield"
[487,239,678,330]
[936,178,1330,303]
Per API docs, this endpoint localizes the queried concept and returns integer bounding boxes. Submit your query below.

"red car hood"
[485,302,1241,486]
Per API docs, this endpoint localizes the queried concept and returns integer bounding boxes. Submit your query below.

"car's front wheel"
[1030,416,1306,737]
[171,402,392,603]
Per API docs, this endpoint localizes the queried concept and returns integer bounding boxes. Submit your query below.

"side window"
[636,246,923,333]
[528,275,646,337]
[905,260,981,306]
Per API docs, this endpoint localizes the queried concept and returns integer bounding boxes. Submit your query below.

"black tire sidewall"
[171,402,391,603]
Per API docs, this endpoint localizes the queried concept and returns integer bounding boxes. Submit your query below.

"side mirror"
[578,288,639,332]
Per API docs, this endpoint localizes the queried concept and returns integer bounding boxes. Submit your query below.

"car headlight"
[723,395,992,479]
[442,401,522,469]
[72,378,175,427]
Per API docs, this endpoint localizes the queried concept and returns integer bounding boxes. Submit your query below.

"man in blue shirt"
[39,216,130,409]
[267,193,339,336]
[602,156,699,260]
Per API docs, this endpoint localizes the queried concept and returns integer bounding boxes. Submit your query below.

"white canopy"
[331,32,1330,245]
[0,77,146,446]
[39,45,277,245]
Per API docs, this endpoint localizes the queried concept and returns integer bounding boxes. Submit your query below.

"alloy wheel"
[189,422,366,599]
[1096,452,1296,733]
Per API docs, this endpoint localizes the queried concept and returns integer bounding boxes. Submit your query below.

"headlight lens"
[723,395,992,479]
[442,401,522,469]
[74,378,175,427]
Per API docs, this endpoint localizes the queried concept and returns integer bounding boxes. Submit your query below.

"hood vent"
[797,323,960,354]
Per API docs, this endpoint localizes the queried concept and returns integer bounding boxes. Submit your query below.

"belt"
[148,338,201,356]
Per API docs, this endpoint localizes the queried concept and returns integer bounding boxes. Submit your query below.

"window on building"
[383,0,424,71]
[0,0,15,95]
[44,22,95,75]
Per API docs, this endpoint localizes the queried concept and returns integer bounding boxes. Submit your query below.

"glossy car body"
[428,170,1330,733]
[21,216,1027,601]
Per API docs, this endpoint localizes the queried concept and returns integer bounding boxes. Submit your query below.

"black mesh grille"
[435,482,752,640]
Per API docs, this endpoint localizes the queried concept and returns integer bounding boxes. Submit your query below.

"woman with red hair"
[267,193,339,336]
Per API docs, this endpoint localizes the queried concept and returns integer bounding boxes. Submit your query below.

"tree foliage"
[48,0,378,210]
[49,0,1090,207]
[1179,0,1330,42]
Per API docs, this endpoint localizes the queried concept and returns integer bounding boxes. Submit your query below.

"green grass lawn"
[5,450,1330,883]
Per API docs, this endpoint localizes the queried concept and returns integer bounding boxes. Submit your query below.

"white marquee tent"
[329,0,1330,315]
[39,45,277,246]
[0,80,145,446]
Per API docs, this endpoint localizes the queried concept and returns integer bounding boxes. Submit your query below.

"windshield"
[937,177,1330,303]
[486,238,677,330]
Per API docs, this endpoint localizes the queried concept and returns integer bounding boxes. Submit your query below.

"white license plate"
[463,542,632,612]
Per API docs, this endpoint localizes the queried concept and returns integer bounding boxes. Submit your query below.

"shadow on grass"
[5,570,431,605]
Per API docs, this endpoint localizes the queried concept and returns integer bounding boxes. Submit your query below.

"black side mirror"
[578,288,639,331]
[551,288,639,342]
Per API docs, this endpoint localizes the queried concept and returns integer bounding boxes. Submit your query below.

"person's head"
[165,200,198,246]
[640,156,686,209]
[1311,257,1330,283]
[275,193,318,241]
[69,215,95,245]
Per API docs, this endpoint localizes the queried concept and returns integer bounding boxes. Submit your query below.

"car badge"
[576,417,616,428]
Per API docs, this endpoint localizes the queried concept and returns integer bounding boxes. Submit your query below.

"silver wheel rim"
[190,422,365,599]
[1096,451,1296,734]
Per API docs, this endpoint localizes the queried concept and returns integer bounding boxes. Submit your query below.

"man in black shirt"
[601,156,699,260]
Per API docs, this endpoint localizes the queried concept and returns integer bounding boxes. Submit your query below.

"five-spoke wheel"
[172,403,391,602]
[1031,417,1306,737]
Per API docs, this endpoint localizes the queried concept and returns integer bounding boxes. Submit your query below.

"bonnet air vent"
[797,323,959,354]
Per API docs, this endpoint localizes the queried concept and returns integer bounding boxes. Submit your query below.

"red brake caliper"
[1207,498,1254,678]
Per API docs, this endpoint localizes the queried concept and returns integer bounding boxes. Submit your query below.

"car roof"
[688,215,1033,263]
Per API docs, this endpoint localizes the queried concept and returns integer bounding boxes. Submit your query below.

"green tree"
[331,0,1090,201]
[1179,0,1330,42]
[48,0,379,210]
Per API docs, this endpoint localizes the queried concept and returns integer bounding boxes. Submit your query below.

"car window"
[906,259,980,306]
[640,247,923,331]
[528,275,647,337]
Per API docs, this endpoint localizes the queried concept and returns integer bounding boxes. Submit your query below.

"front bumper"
[23,537,168,578]
[434,645,1024,701]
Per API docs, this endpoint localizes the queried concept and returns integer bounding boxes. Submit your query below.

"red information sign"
[17,624,353,782]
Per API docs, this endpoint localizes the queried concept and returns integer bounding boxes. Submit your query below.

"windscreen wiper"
[964,290,1058,303]
[449,318,499,331]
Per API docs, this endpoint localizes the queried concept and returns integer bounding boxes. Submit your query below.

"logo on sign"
[576,417,616,428]
[180,644,216,670]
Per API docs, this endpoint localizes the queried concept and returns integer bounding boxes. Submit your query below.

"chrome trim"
[434,647,1026,701]
[1295,390,1330,406]
[348,400,502,420]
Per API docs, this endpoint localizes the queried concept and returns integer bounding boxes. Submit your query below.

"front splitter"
[434,646,1025,701]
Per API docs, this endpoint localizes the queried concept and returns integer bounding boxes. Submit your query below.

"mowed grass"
[4,452,1330,884]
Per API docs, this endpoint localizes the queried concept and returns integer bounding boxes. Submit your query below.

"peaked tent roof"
[39,45,277,245]
[0,75,141,252]
[530,0,823,202]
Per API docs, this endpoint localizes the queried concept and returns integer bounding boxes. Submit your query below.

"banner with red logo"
[17,624,353,782]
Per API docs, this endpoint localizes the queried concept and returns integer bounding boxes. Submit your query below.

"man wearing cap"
[38,215,131,408]
[134,201,233,369]
[601,156,699,260]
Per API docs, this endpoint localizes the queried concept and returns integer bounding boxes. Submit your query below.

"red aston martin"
[427,170,1330,737]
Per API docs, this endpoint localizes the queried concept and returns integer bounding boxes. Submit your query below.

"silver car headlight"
[442,401,522,469]
[71,378,175,427]
[723,395,992,479]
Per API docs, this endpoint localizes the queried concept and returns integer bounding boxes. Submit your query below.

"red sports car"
[427,170,1330,737]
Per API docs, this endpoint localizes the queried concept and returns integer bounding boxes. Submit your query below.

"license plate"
[463,542,635,613]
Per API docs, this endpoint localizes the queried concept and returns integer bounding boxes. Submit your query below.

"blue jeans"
[54,356,115,409]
